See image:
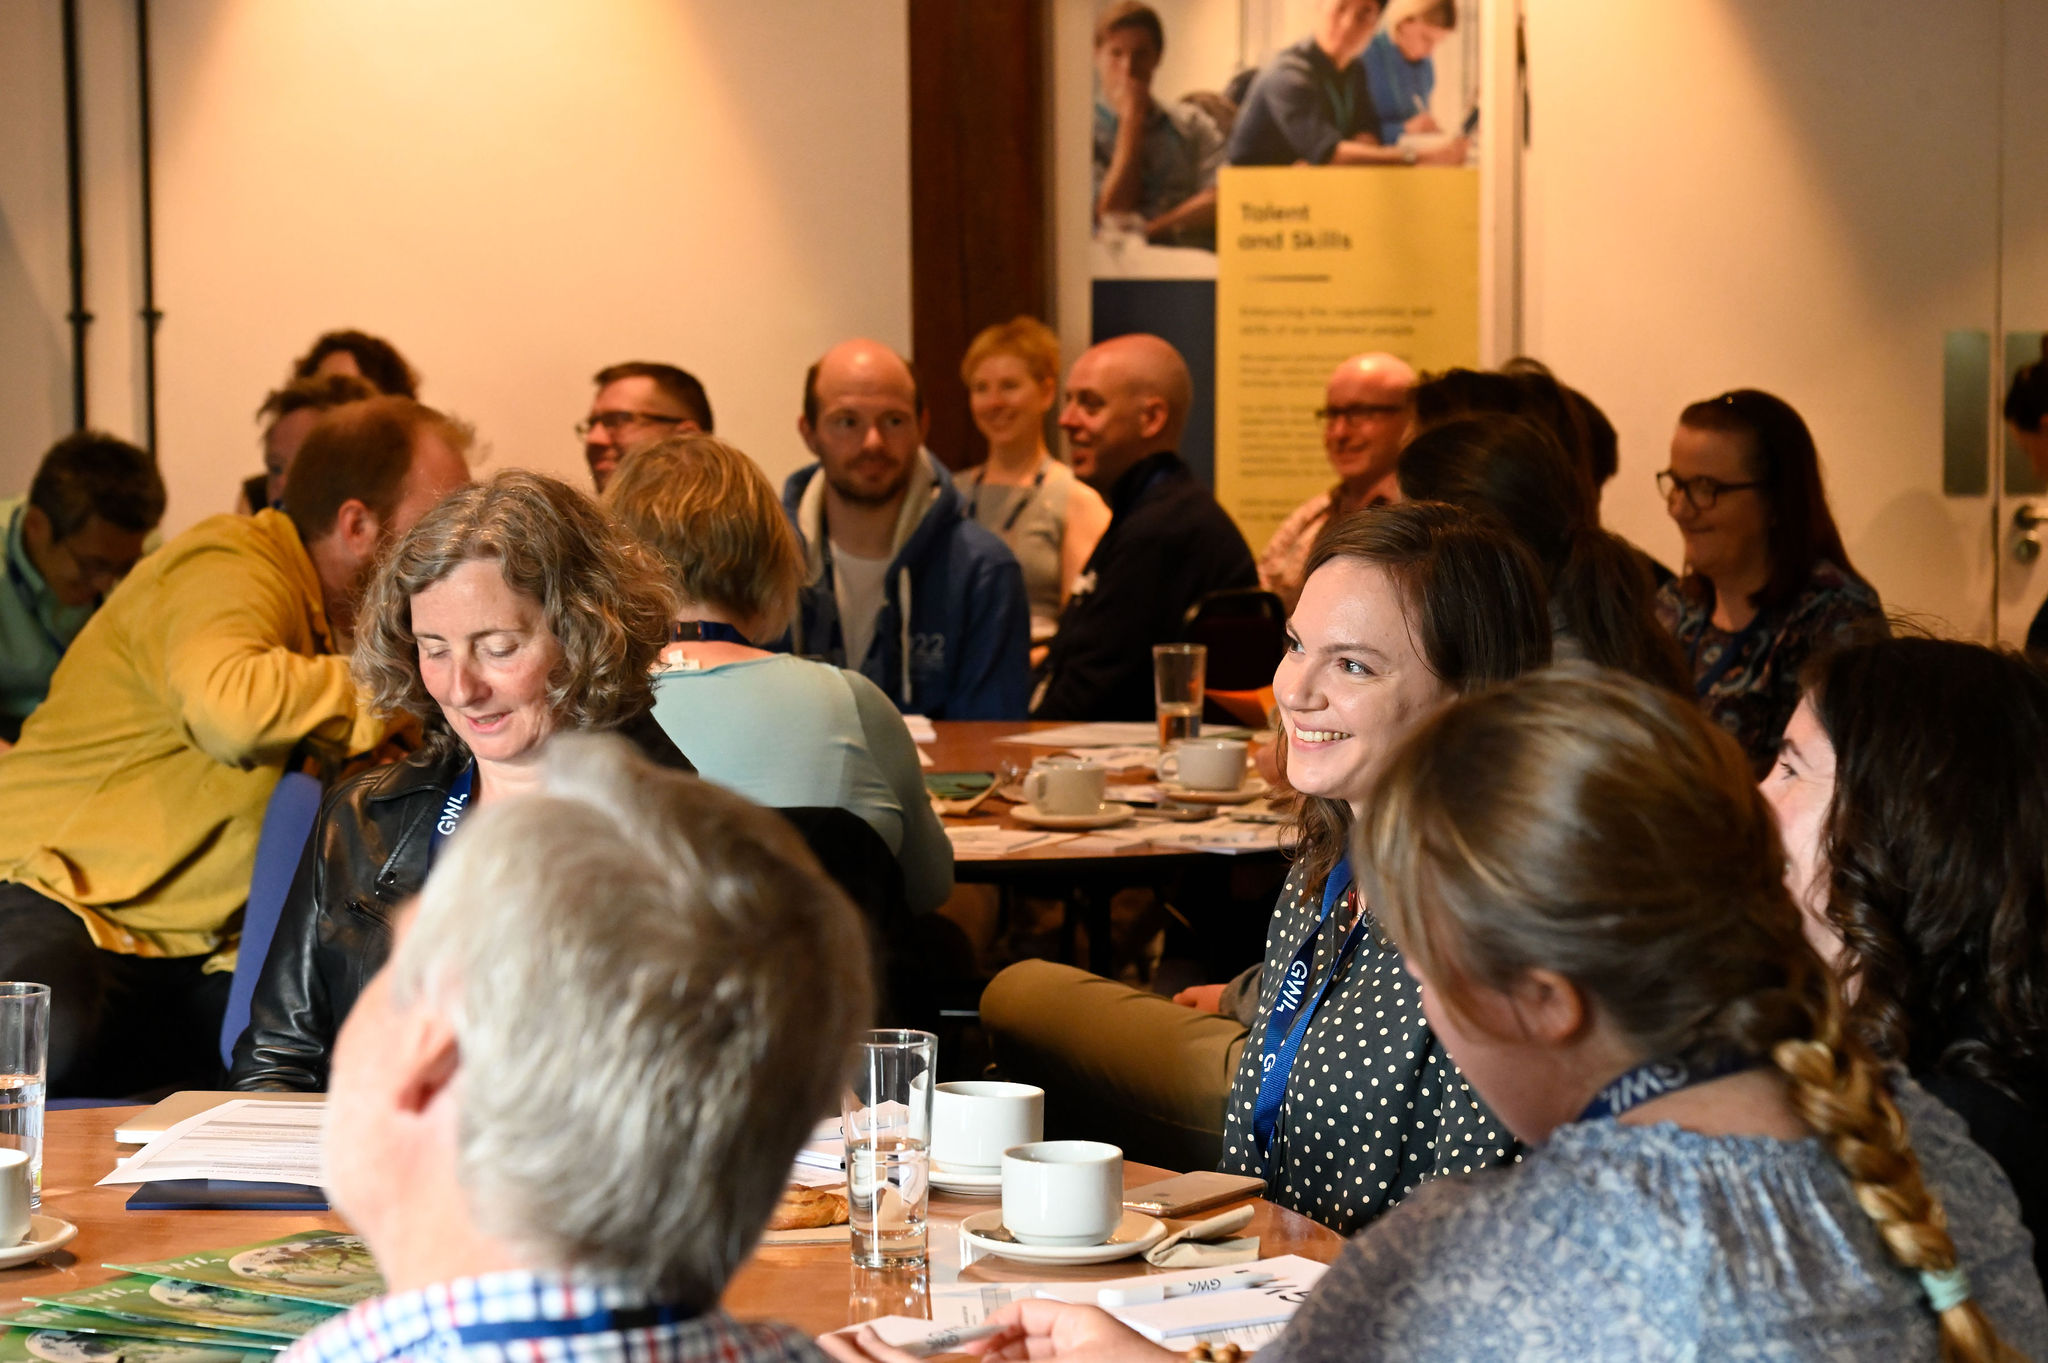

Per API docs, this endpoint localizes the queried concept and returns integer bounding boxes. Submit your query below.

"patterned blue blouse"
[1655,557,1884,777]
[1265,1080,2048,1362]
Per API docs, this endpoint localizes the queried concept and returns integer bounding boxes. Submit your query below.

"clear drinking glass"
[1153,643,1208,748]
[0,984,50,1209]
[848,1263,930,1326]
[843,1028,937,1268]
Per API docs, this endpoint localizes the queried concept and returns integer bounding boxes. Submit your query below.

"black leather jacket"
[228,712,692,1091]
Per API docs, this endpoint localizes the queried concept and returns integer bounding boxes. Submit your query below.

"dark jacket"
[228,712,692,1091]
[1034,451,1258,721]
[782,453,1031,720]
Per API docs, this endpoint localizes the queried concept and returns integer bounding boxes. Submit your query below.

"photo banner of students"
[1215,164,1479,551]
[1085,0,1479,489]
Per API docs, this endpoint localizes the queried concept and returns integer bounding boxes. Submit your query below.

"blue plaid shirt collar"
[278,1269,807,1363]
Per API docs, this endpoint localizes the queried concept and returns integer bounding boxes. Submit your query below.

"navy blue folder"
[125,1179,330,1211]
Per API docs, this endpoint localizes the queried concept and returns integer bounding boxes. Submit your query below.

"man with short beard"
[782,338,1029,719]
[0,395,471,1097]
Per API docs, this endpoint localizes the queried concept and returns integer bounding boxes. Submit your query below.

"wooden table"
[928,722,1288,971]
[5,1109,1343,1337]
[929,721,1246,872]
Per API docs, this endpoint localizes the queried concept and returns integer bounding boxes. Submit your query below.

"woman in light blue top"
[823,669,2047,1363]
[604,434,951,914]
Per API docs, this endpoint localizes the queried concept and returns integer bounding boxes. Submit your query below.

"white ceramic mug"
[1024,758,1107,816]
[1001,1140,1123,1246]
[1158,738,1248,791]
[0,1149,29,1247]
[932,1081,1044,1173]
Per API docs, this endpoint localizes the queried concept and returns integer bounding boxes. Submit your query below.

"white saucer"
[0,1215,77,1269]
[929,1166,1003,1196]
[1160,777,1269,806]
[960,1209,1166,1265]
[1011,802,1135,830]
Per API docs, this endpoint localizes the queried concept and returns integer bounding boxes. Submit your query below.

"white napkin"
[1143,1204,1259,1268]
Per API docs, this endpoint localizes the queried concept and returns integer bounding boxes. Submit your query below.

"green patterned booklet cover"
[24,1277,337,1341]
[0,1305,285,1352]
[106,1232,382,1308]
[0,1327,276,1363]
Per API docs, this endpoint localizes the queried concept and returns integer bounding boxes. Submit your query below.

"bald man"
[783,338,1030,719]
[1258,352,1417,613]
[1033,334,1256,720]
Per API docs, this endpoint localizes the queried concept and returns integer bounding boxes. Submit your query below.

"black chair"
[773,806,978,1047]
[1180,588,1287,723]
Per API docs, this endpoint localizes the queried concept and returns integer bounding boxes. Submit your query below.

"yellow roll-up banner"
[1215,166,1481,553]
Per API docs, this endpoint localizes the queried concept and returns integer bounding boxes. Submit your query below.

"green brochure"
[0,1308,283,1352]
[0,1327,276,1363]
[106,1232,382,1308]
[24,1278,336,1342]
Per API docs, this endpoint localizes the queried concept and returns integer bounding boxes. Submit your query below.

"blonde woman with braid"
[823,668,2047,1363]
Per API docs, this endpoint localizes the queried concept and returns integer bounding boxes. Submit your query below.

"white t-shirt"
[832,545,891,668]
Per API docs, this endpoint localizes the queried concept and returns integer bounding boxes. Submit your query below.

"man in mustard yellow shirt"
[0,395,472,1096]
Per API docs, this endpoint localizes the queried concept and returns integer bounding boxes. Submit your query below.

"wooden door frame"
[907,0,1051,471]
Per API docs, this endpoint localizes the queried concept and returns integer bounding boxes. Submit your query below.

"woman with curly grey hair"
[229,470,690,1090]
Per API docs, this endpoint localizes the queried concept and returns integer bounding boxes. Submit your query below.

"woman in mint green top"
[604,433,953,913]
[650,656,949,912]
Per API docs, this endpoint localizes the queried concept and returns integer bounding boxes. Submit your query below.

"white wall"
[0,1,143,468]
[1,0,912,533]
[1520,1,2006,636]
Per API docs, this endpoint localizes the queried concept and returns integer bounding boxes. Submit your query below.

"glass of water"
[1153,643,1207,749]
[0,984,49,1209]
[843,1029,936,1268]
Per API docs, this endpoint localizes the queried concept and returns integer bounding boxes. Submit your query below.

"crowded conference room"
[2,1,2046,1360]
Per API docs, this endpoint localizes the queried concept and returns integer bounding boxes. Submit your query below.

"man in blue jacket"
[783,338,1030,719]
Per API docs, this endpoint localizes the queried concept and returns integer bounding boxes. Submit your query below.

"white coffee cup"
[1024,758,1107,816]
[1001,1139,1123,1246]
[1158,738,1248,791]
[0,1149,30,1247]
[932,1081,1044,1173]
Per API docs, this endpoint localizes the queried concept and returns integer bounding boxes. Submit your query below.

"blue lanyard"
[453,1302,697,1347]
[1252,857,1368,1160]
[967,461,1047,535]
[1575,1052,1756,1123]
[670,620,750,646]
[427,763,475,866]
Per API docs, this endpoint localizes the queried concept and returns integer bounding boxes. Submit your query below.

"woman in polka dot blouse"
[1216,502,1552,1233]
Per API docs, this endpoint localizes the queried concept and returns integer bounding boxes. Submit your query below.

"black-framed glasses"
[575,410,688,440]
[1656,470,1763,511]
[1315,403,1408,424]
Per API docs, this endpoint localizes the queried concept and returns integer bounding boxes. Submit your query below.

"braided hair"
[1361,666,2020,1361]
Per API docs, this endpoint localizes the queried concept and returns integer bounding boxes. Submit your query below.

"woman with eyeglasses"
[1654,388,1884,775]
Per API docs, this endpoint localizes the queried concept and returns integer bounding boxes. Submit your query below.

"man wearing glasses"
[578,361,714,492]
[1257,351,1416,613]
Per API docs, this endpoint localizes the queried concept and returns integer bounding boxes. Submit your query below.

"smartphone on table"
[1122,1171,1267,1217]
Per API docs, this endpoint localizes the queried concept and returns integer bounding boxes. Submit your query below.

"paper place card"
[991,722,1156,747]
[98,1099,327,1188]
[944,827,1079,858]
[1074,747,1166,772]
[1141,818,1286,856]
[1103,1256,1328,1347]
